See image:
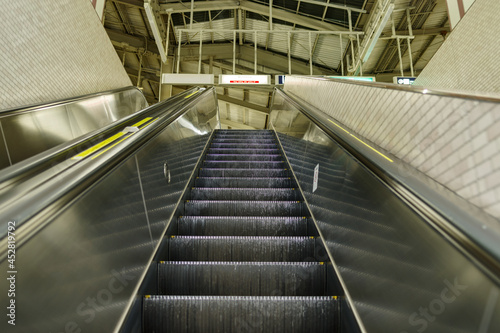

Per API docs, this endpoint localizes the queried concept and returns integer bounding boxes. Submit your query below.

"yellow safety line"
[72,132,126,160]
[327,119,393,163]
[91,133,134,159]
[139,117,159,129]
[132,117,153,127]
[184,90,199,99]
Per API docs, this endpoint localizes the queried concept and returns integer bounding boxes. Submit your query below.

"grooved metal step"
[212,138,276,143]
[198,168,289,178]
[202,160,286,169]
[143,295,339,332]
[168,236,319,261]
[205,154,282,161]
[194,177,293,188]
[184,200,305,216]
[157,261,327,296]
[210,143,278,149]
[177,216,309,236]
[208,148,280,154]
[190,188,300,200]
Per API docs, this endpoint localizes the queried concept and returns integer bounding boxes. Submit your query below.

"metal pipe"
[233,30,236,74]
[254,31,257,74]
[177,28,363,36]
[165,13,171,58]
[407,37,414,77]
[339,36,344,76]
[308,31,313,75]
[176,30,182,73]
[287,31,291,74]
[406,9,415,77]
[396,37,404,76]
[137,54,143,87]
[189,0,194,30]
[198,31,203,74]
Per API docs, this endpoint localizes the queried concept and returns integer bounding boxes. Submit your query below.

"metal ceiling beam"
[240,1,346,31]
[161,1,239,13]
[125,66,160,82]
[178,43,335,75]
[217,94,270,114]
[112,0,144,8]
[144,0,168,62]
[161,1,346,31]
[106,28,159,54]
[298,0,366,13]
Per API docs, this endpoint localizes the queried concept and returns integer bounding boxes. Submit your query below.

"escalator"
[142,129,342,331]
[2,83,500,333]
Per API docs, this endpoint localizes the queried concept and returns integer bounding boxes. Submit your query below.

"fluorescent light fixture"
[362,3,394,63]
[162,74,215,85]
[144,2,167,63]
[219,75,271,85]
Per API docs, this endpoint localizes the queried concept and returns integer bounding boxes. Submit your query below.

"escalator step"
[205,154,282,161]
[208,148,280,155]
[177,216,309,236]
[190,188,300,200]
[184,200,305,216]
[168,236,318,261]
[143,295,338,332]
[202,161,285,169]
[211,143,277,149]
[212,138,275,143]
[199,168,288,178]
[157,261,326,296]
[194,177,293,188]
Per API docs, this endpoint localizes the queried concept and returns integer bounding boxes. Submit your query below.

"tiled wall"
[284,76,500,220]
[0,0,131,111]
[414,0,500,97]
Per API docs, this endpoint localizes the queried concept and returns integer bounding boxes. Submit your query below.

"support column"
[159,56,174,101]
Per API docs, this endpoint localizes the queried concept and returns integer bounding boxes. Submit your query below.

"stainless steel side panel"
[270,93,500,333]
[0,92,217,332]
[0,88,148,166]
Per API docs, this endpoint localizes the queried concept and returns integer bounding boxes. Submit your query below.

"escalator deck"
[143,129,340,332]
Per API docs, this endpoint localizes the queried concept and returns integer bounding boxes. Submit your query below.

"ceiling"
[103,0,450,128]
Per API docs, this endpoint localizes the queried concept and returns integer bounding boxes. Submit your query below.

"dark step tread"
[199,168,289,178]
[190,188,300,200]
[157,261,327,296]
[194,177,293,188]
[177,216,309,236]
[205,154,283,161]
[143,295,339,332]
[168,236,319,261]
[184,200,305,216]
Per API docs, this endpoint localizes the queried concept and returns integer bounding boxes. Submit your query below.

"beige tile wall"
[284,76,500,220]
[414,0,500,96]
[0,0,131,111]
